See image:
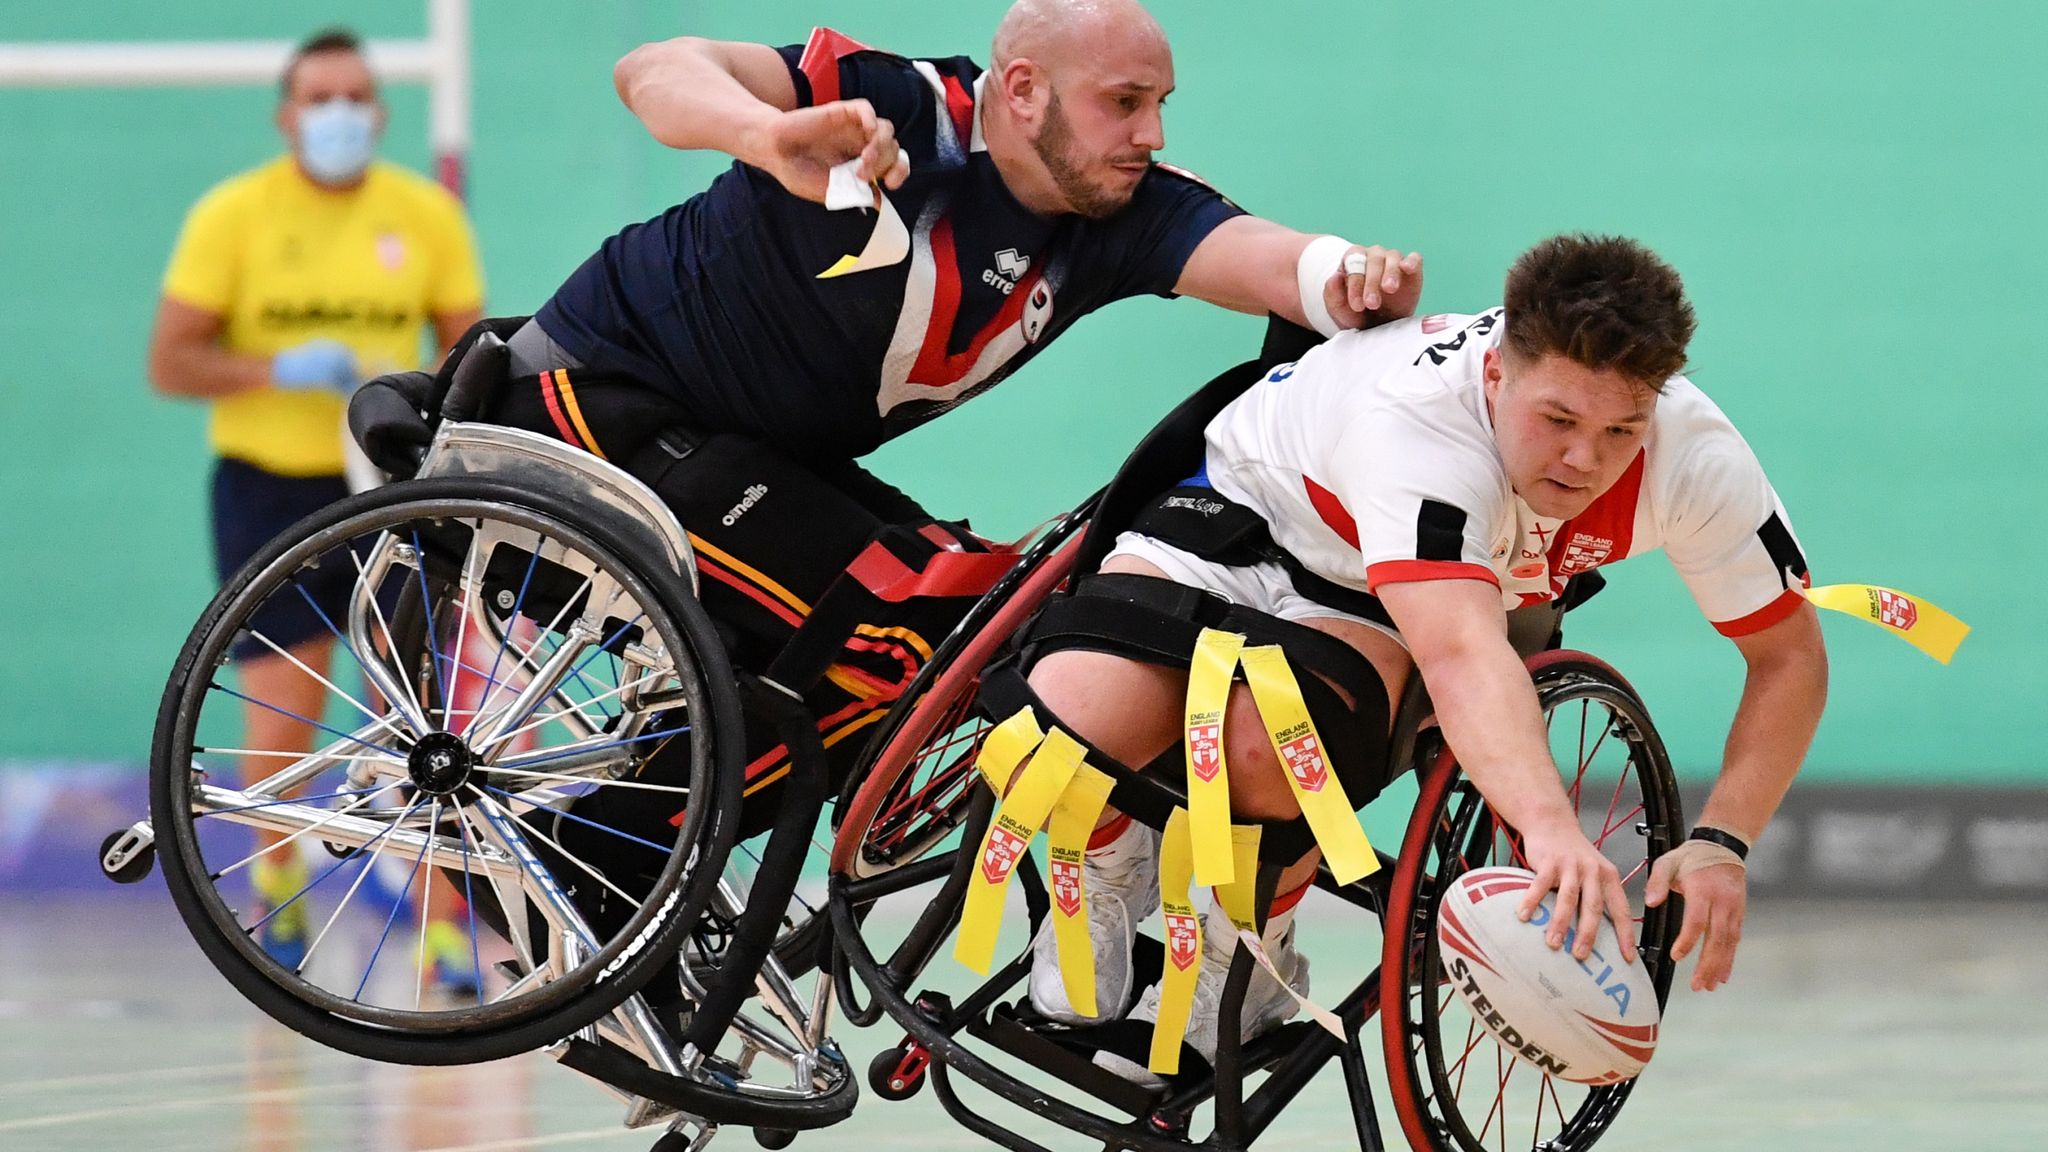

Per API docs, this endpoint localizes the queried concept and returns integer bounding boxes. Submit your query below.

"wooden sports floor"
[4,892,2042,1151]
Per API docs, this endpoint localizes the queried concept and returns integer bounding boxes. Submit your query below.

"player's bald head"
[993,0,1169,77]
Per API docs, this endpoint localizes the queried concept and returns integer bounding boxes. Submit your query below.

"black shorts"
[489,368,1001,835]
[490,368,932,658]
[211,457,354,659]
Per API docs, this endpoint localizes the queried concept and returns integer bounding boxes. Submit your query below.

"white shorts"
[1102,531,1408,650]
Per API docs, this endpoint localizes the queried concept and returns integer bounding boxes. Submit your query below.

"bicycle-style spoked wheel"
[1382,651,1684,1152]
[150,478,742,1065]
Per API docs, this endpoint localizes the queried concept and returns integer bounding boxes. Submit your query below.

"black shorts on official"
[210,457,355,660]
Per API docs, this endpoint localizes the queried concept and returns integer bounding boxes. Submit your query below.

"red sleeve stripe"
[1365,560,1501,592]
[798,26,872,105]
[1712,587,1808,637]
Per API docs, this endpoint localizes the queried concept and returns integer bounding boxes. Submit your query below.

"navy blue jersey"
[535,27,1246,459]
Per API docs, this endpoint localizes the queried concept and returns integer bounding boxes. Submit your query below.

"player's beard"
[1033,89,1143,219]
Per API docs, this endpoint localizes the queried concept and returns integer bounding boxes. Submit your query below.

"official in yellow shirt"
[145,27,484,972]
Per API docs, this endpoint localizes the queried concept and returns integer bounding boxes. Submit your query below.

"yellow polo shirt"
[162,156,484,476]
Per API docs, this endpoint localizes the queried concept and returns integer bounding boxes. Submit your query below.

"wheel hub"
[407,731,476,796]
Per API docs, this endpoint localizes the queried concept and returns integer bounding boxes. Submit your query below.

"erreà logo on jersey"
[983,248,1030,295]
[1021,281,1056,345]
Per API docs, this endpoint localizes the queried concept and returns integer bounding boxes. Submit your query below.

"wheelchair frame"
[823,533,1688,1151]
[107,417,858,1149]
[106,328,1689,1152]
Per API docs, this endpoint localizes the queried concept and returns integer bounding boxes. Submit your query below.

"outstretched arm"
[1647,603,1827,991]
[1379,577,1636,964]
[1174,215,1422,333]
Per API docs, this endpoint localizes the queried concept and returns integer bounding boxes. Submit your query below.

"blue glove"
[272,339,360,394]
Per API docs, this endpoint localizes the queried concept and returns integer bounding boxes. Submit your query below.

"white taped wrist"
[1664,839,1745,881]
[1295,234,1353,338]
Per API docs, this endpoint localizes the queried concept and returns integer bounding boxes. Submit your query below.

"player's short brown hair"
[1502,234,1695,389]
[280,28,367,98]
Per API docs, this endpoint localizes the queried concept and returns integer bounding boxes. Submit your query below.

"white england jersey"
[1202,310,1811,637]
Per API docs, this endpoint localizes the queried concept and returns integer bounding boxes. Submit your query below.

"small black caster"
[868,1042,929,1101]
[753,1128,795,1149]
[99,830,155,884]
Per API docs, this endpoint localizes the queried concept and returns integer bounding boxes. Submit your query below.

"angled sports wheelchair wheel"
[1381,650,1684,1152]
[150,478,743,1065]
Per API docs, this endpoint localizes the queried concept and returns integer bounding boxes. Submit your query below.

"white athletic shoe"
[1028,818,1161,1024]
[1094,906,1311,1088]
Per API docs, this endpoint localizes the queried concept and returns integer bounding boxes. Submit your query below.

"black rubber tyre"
[150,478,743,1065]
[1381,650,1685,1152]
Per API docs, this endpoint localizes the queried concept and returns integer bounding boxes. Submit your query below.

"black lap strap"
[1021,573,1386,731]
[1130,486,1396,631]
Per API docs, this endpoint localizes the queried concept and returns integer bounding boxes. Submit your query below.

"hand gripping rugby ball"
[1434,866,1659,1086]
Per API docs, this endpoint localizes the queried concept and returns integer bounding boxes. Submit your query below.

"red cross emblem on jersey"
[1877,589,1919,630]
[1165,911,1200,971]
[1051,858,1083,918]
[1280,734,1329,793]
[1189,723,1223,783]
[980,824,1028,886]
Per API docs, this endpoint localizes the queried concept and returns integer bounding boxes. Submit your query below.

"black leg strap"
[976,662,1379,868]
[982,574,1394,847]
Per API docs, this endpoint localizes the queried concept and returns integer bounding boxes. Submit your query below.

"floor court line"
[0,1058,254,1097]
[415,1126,653,1151]
[0,1082,357,1134]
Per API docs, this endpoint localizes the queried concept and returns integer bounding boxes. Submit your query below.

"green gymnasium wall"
[1,2,2040,783]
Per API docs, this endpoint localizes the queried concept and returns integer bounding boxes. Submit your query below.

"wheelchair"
[98,328,951,1149]
[824,325,1689,1152]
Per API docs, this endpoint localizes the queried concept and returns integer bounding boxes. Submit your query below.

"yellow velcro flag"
[1802,584,1970,664]
[1212,824,1266,932]
[1149,807,1202,1075]
[954,714,1082,974]
[1237,645,1379,885]
[1045,763,1116,1017]
[1185,629,1245,887]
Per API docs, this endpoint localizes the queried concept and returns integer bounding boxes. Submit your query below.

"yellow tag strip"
[1212,824,1265,932]
[1045,763,1116,1017]
[973,707,1045,794]
[954,713,1081,974]
[1185,629,1245,887]
[1802,583,1969,664]
[1149,807,1202,1075]
[1237,645,1379,886]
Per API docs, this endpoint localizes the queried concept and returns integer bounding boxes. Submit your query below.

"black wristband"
[1688,826,1750,861]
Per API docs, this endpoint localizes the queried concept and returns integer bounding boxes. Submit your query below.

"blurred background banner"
[1,2,2040,889]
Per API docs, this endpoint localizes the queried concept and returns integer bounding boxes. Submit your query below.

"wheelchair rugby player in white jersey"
[1016,233,1830,1083]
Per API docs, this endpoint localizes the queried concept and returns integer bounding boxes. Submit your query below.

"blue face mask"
[297,98,378,184]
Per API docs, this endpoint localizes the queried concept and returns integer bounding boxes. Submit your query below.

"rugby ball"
[1434,866,1659,1085]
